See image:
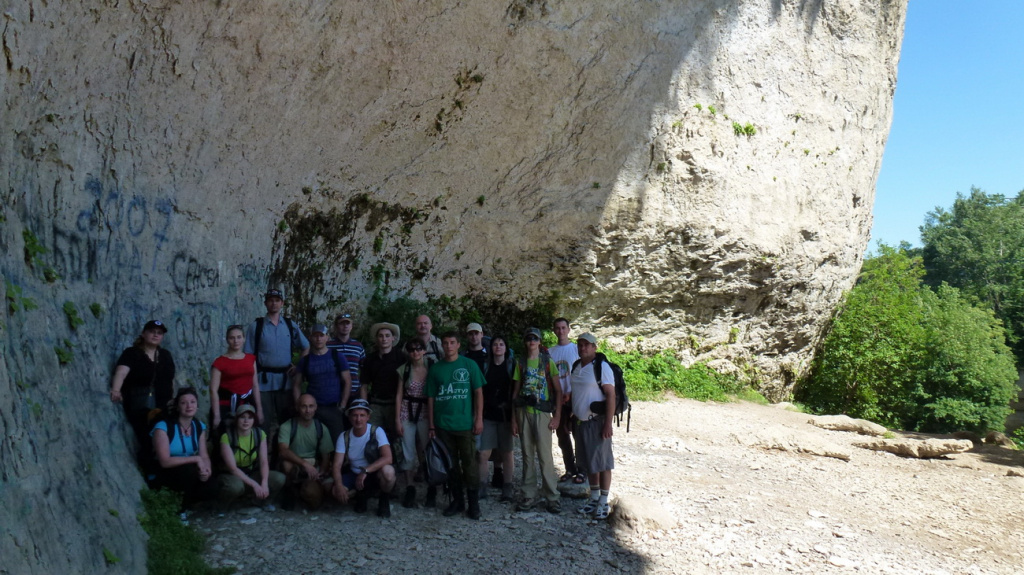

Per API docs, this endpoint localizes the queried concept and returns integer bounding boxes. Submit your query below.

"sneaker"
[515,498,537,512]
[353,493,368,513]
[546,499,561,514]
[424,486,437,508]
[578,500,599,515]
[593,503,610,520]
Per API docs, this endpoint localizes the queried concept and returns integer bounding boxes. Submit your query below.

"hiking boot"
[467,489,481,521]
[478,481,489,501]
[546,499,562,514]
[515,497,537,512]
[377,492,391,518]
[490,466,504,488]
[500,484,515,503]
[443,489,465,517]
[402,486,418,509]
[424,485,437,508]
[352,491,368,513]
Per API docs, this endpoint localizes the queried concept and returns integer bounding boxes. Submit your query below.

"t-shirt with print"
[336,425,389,474]
[426,356,485,432]
[297,350,349,405]
[547,343,579,394]
[151,420,206,457]
[278,418,334,461]
[221,428,267,470]
[517,356,558,413]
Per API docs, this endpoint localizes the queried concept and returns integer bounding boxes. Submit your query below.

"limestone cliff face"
[1,0,905,570]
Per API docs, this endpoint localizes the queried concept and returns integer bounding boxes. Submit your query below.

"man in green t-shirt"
[277,394,335,509]
[427,332,485,519]
[511,327,562,513]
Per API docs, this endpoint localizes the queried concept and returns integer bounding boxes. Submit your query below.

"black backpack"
[342,424,380,470]
[300,349,347,383]
[253,316,299,373]
[423,436,452,487]
[573,352,631,433]
[288,417,324,448]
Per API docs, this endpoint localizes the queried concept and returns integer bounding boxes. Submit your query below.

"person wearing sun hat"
[361,322,404,459]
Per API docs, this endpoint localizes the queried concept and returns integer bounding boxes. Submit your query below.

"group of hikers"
[109,289,617,521]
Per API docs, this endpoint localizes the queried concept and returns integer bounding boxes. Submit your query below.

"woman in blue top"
[151,387,213,503]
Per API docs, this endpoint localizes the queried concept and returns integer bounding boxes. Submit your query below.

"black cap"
[144,320,168,334]
[264,289,285,300]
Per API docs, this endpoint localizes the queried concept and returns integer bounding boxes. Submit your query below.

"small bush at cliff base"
[139,489,234,575]
[597,344,761,403]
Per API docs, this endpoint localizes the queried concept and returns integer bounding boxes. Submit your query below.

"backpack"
[342,424,380,470]
[226,427,263,472]
[164,419,200,454]
[423,436,452,487]
[288,417,324,449]
[300,349,347,383]
[573,352,631,433]
[253,316,299,373]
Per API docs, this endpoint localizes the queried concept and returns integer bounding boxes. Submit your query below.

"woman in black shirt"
[110,319,176,471]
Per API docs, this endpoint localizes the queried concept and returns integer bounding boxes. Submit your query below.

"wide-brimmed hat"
[370,322,400,341]
[346,398,372,415]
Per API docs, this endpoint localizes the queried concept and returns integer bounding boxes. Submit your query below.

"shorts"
[399,417,430,471]
[341,469,382,492]
[577,417,615,474]
[478,419,513,452]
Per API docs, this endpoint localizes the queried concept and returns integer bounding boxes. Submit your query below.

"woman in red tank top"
[210,325,262,431]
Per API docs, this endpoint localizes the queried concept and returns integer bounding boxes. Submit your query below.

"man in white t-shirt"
[569,333,615,520]
[330,399,396,517]
[548,317,583,483]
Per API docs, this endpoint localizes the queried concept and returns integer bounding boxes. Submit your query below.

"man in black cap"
[244,288,309,433]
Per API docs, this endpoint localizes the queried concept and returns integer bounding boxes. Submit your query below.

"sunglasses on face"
[525,336,540,342]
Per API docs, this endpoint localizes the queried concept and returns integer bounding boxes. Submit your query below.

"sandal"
[558,473,573,483]
[578,500,598,515]
[594,503,610,520]
[572,473,586,484]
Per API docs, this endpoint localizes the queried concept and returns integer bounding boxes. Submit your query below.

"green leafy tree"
[915,285,1018,432]
[921,187,1024,358]
[798,244,1019,433]
[798,245,926,428]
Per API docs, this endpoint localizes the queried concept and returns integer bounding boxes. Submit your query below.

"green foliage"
[139,489,235,575]
[1011,427,1024,450]
[921,188,1024,360]
[656,162,667,172]
[89,303,103,318]
[597,343,752,402]
[63,301,85,331]
[707,105,717,115]
[592,182,601,189]
[102,548,120,565]
[22,229,47,265]
[797,244,1018,433]
[277,220,289,233]
[693,103,702,111]
[476,195,486,206]
[372,235,384,254]
[732,122,757,137]
[6,281,38,313]
[108,508,120,517]
[55,339,75,365]
[728,327,740,344]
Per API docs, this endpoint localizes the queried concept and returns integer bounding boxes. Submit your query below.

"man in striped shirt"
[327,312,365,410]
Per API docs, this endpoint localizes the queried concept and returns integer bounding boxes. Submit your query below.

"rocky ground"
[195,399,1024,574]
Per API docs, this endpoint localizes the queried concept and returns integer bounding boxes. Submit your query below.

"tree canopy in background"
[796,245,1017,433]
[921,187,1024,359]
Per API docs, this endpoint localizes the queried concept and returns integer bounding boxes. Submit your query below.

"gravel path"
[196,399,1024,574]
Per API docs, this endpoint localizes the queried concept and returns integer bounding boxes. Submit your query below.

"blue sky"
[871,0,1024,249]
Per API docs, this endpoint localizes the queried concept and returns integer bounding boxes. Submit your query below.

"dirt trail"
[197,399,1024,573]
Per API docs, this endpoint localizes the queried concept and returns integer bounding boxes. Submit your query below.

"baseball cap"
[577,332,598,345]
[235,404,257,417]
[143,320,168,334]
[467,322,483,333]
[264,289,285,300]
[311,323,329,335]
[335,313,353,323]
[523,327,542,340]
